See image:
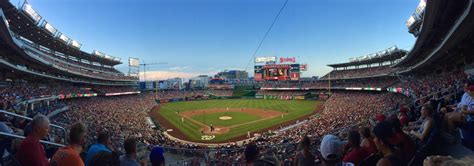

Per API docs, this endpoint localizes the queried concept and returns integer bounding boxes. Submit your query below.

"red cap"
[469,85,474,92]
[376,114,386,122]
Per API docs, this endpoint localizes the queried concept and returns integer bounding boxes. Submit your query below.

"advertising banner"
[255,56,277,63]
[280,57,296,63]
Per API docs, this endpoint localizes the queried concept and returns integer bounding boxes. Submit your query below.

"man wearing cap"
[318,134,343,166]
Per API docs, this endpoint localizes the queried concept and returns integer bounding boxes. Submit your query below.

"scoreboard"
[255,64,301,81]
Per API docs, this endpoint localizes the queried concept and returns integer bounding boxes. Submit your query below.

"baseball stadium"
[1,0,474,166]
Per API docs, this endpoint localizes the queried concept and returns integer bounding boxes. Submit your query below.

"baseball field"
[151,99,323,143]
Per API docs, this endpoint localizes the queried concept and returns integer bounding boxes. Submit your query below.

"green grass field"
[192,112,261,127]
[158,99,320,142]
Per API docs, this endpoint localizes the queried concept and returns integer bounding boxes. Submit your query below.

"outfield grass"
[191,112,261,127]
[158,99,320,142]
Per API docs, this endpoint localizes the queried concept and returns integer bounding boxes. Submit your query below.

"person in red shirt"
[16,115,50,166]
[50,122,88,166]
[388,117,416,163]
[398,107,409,127]
[343,131,370,165]
[360,127,377,155]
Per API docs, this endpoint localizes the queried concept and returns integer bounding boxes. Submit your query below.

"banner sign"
[280,57,296,63]
[255,56,277,63]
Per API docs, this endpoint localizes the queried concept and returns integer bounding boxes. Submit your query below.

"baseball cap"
[468,85,474,92]
[375,114,386,122]
[320,134,342,161]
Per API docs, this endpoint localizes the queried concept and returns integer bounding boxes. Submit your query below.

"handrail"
[0,131,65,147]
[0,110,68,144]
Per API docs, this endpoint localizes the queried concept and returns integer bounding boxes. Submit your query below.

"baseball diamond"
[150,99,323,143]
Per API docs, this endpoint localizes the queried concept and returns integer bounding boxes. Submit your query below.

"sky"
[10,0,418,80]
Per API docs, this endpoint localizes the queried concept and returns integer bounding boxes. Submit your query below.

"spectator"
[388,117,415,162]
[409,104,434,144]
[50,122,88,166]
[16,115,50,166]
[342,131,370,165]
[444,81,473,133]
[244,143,259,165]
[150,146,165,166]
[294,136,315,166]
[85,132,113,166]
[319,134,343,166]
[373,122,403,166]
[360,127,377,155]
[120,137,146,166]
[398,107,409,127]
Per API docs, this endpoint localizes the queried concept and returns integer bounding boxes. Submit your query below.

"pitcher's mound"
[219,116,232,120]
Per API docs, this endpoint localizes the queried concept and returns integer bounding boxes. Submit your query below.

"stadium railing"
[0,110,68,144]
[0,131,65,148]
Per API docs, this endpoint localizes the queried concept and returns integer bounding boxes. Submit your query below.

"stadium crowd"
[0,80,94,107]
[24,48,136,81]
[91,86,139,94]
[208,90,233,97]
[1,72,473,166]
[320,66,398,80]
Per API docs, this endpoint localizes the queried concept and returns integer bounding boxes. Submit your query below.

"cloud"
[168,66,191,71]
[139,70,218,81]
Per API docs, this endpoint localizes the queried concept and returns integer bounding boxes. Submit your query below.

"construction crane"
[139,62,168,82]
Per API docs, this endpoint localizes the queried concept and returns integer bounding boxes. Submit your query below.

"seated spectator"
[360,127,377,155]
[360,127,377,154]
[243,143,277,165]
[398,107,409,127]
[342,131,370,165]
[244,143,259,165]
[120,137,146,166]
[388,117,415,162]
[373,121,404,166]
[86,132,113,166]
[150,146,165,166]
[50,122,88,166]
[294,136,315,166]
[444,81,474,133]
[16,115,50,166]
[409,104,434,144]
[319,134,343,166]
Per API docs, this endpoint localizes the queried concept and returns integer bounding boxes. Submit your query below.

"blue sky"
[11,0,418,80]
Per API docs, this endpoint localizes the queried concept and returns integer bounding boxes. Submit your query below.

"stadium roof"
[327,46,407,68]
[0,1,122,66]
[394,0,471,69]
